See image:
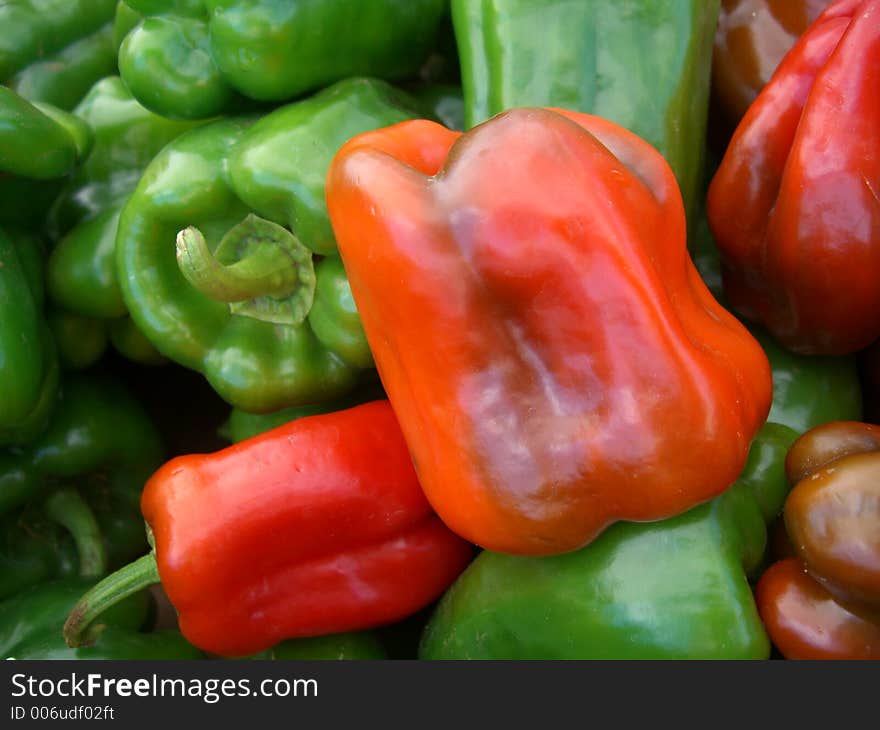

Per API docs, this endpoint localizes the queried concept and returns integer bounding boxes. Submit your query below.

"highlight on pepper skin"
[756,421,880,659]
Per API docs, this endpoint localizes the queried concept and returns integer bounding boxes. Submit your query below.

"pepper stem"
[43,487,107,578]
[63,552,160,647]
[176,213,316,325]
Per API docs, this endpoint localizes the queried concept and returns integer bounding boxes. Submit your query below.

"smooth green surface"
[0,579,151,658]
[420,423,796,659]
[754,326,862,435]
[12,627,203,660]
[0,87,90,179]
[221,376,385,443]
[47,309,109,370]
[116,78,420,412]
[117,0,448,118]
[452,0,720,220]
[0,228,59,445]
[47,76,203,321]
[108,316,166,364]
[0,0,117,109]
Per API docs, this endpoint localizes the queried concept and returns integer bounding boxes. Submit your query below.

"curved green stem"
[43,487,107,579]
[64,552,160,648]
[176,213,316,325]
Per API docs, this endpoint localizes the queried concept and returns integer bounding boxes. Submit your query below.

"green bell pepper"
[410,83,465,132]
[46,308,109,371]
[451,0,720,221]
[0,374,164,599]
[0,578,151,658]
[250,633,387,661]
[752,325,862,435]
[0,228,59,446]
[12,626,204,659]
[419,422,795,659]
[44,76,202,365]
[0,86,92,227]
[116,77,424,412]
[116,0,449,120]
[220,376,386,443]
[0,0,118,110]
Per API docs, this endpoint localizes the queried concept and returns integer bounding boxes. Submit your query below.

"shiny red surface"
[141,400,473,657]
[327,108,771,555]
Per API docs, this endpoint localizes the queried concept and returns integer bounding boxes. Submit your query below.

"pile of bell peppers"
[1,0,877,661]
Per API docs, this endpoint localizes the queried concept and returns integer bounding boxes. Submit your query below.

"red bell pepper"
[325,107,772,556]
[708,0,880,355]
[63,401,473,657]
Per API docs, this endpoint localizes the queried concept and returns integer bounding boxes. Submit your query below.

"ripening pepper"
[0,228,59,445]
[0,374,164,599]
[420,422,797,659]
[116,0,449,120]
[707,0,880,355]
[712,0,831,125]
[116,77,425,412]
[451,0,720,221]
[62,401,473,657]
[326,107,772,556]
[0,0,118,111]
[756,421,880,659]
[418,284,863,660]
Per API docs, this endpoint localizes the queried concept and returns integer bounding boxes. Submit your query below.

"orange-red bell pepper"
[756,421,880,659]
[325,107,773,556]
[708,0,880,355]
[63,401,473,657]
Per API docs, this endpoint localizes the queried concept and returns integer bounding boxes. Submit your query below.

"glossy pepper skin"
[0,579,152,659]
[0,228,59,445]
[712,0,830,125]
[63,401,473,658]
[420,422,796,659]
[756,421,880,658]
[690,206,863,433]
[0,374,164,599]
[116,78,423,412]
[116,0,449,120]
[707,0,880,355]
[47,77,203,321]
[326,108,772,556]
[44,76,201,366]
[220,377,386,444]
[0,0,117,110]
[452,0,719,221]
[0,86,92,227]
[750,325,862,434]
